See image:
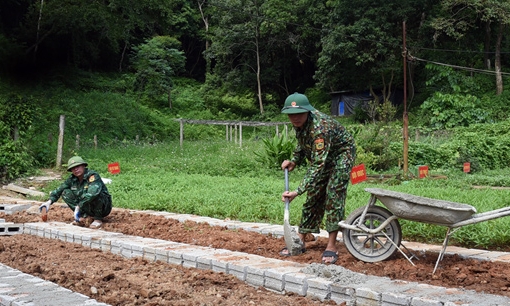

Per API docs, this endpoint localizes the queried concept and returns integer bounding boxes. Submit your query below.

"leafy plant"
[131,36,186,108]
[0,136,34,182]
[254,133,296,169]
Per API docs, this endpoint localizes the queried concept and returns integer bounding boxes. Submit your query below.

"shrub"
[254,133,296,169]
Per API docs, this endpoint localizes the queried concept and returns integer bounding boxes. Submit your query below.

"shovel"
[283,168,304,255]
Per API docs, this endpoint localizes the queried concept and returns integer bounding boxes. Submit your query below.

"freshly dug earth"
[3,204,510,306]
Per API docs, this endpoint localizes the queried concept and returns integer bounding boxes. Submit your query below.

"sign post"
[463,162,470,173]
[108,162,121,175]
[418,165,429,178]
[351,164,367,185]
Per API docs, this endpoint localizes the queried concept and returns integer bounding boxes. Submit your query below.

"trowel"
[283,168,304,255]
[40,207,48,222]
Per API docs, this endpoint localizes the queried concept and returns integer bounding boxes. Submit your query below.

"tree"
[131,36,186,108]
[431,0,510,95]
[0,0,202,74]
[316,0,438,93]
[205,0,326,114]
[206,0,269,114]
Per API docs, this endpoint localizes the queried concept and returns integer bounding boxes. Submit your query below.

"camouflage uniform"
[50,168,112,220]
[291,110,356,234]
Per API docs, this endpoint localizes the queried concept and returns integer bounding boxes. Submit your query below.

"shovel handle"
[284,168,289,192]
[284,168,290,212]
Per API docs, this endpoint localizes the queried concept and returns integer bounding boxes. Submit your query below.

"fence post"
[94,135,97,149]
[234,124,237,144]
[179,119,184,148]
[239,123,243,147]
[76,134,80,150]
[56,115,65,168]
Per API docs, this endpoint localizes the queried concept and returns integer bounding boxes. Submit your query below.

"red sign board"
[350,164,367,185]
[108,162,121,174]
[463,162,470,173]
[418,165,429,178]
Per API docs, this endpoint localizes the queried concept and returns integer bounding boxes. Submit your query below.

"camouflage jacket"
[291,110,355,195]
[49,168,110,208]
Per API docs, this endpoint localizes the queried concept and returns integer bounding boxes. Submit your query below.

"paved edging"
[16,220,510,306]
[133,209,510,264]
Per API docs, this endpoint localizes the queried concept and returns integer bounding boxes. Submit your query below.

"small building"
[330,89,404,116]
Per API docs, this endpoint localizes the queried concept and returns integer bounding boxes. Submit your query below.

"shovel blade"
[283,201,304,255]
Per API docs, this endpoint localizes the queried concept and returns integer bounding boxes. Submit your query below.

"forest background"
[0,0,510,181]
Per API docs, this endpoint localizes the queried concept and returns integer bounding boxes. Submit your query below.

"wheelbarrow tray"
[365,188,477,226]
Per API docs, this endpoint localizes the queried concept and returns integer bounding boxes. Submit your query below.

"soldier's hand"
[281,160,296,171]
[39,200,52,213]
[282,191,298,203]
[39,200,52,222]
[74,206,81,222]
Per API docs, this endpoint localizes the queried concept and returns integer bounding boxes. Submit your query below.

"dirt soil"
[2,176,510,305]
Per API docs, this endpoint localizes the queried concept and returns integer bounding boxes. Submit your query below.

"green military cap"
[67,156,88,171]
[281,92,316,114]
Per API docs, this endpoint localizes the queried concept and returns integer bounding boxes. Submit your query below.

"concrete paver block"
[330,283,356,305]
[142,241,179,262]
[0,223,23,236]
[227,261,248,281]
[181,247,213,268]
[306,277,332,301]
[382,291,412,306]
[0,204,33,215]
[284,272,310,296]
[264,265,303,293]
[356,287,381,305]
[410,297,443,306]
[196,249,232,271]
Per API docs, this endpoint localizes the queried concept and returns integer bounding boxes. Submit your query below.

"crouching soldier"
[39,156,112,229]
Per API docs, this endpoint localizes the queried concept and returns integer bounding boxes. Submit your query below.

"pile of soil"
[2,203,510,306]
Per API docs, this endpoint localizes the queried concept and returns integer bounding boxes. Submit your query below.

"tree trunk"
[198,0,210,73]
[484,20,491,70]
[34,0,44,59]
[255,30,264,114]
[168,89,172,109]
[495,23,504,95]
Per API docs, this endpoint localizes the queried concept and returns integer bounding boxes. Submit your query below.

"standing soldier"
[280,92,356,264]
[39,156,112,229]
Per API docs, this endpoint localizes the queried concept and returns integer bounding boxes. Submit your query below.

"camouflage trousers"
[62,189,112,220]
[298,147,355,234]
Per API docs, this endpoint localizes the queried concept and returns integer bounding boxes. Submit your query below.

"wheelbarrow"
[339,188,510,273]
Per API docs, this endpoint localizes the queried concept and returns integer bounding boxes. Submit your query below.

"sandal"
[71,221,85,227]
[279,247,306,257]
[321,250,338,264]
[89,220,103,229]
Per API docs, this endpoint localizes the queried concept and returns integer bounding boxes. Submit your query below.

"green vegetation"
[38,140,510,251]
[1,0,510,253]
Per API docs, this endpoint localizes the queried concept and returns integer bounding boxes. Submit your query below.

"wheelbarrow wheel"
[342,205,402,263]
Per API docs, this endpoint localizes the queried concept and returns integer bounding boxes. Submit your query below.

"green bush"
[482,91,510,122]
[355,123,401,171]
[0,135,34,182]
[420,92,489,129]
[254,133,296,169]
